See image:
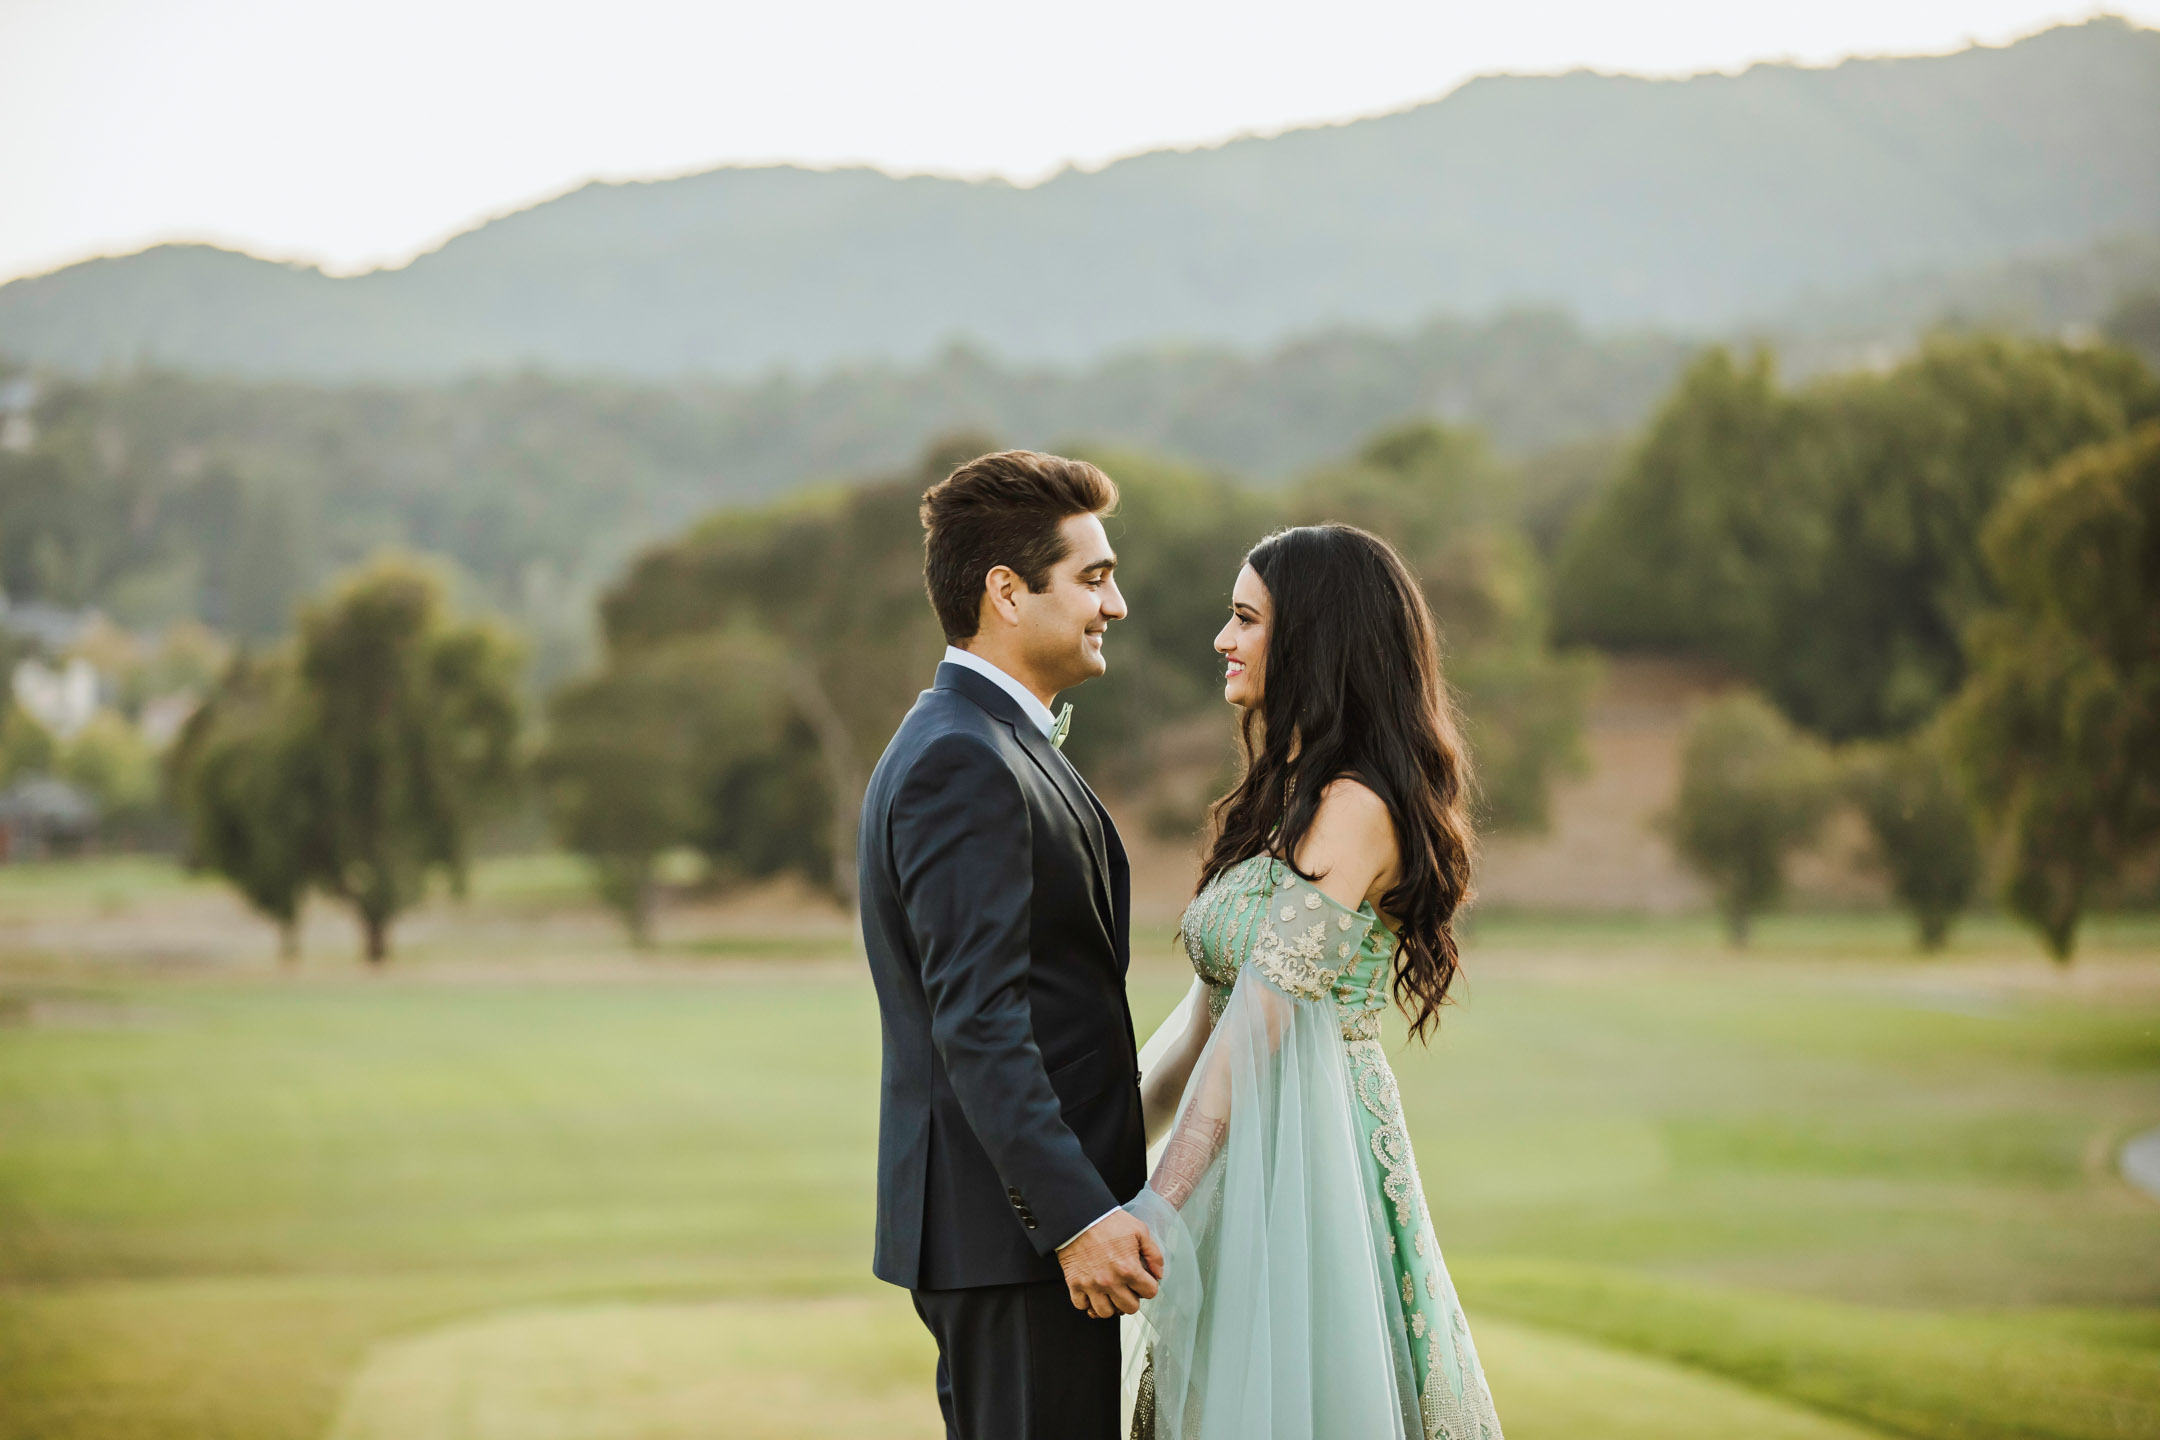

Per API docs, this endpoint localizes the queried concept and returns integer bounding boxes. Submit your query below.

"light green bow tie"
[1049,703,1073,750]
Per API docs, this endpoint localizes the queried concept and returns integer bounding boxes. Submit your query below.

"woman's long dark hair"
[1198,524,1476,1042]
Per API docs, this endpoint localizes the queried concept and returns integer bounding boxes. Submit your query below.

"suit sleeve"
[890,732,1118,1254]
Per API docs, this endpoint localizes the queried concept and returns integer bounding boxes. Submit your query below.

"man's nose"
[1102,580,1128,619]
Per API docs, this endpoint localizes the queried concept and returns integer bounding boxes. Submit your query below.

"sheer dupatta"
[1122,878,1421,1440]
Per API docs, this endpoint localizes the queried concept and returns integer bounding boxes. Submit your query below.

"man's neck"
[950,642,1058,711]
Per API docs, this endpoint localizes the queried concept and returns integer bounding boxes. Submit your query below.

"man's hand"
[1057,1209,1164,1319]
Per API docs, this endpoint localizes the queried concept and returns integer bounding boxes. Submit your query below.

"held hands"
[1056,1209,1163,1319]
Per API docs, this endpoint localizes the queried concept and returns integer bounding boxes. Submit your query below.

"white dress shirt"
[939,645,1118,1249]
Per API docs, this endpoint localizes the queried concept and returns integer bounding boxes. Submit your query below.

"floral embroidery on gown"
[1123,854,1502,1440]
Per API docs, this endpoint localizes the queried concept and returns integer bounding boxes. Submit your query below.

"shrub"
[1666,693,1836,945]
[1842,733,1981,951]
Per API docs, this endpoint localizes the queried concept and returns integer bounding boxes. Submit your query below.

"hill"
[2,19,2155,380]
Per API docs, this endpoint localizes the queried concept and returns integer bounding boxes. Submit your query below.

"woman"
[1123,524,1503,1440]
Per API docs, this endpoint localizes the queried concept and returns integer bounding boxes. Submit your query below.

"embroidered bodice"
[1178,853,1396,1041]
[1159,851,1503,1440]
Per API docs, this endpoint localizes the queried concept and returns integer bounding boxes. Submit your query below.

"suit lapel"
[938,665,1117,937]
[1016,724,1115,914]
[1081,777,1132,973]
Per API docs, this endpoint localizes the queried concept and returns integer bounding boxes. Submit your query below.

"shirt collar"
[942,645,1057,738]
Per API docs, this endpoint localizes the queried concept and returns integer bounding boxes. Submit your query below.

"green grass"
[0,854,220,919]
[317,1302,1890,1440]
[1460,904,2160,960]
[326,1298,949,1440]
[2,858,2157,1439]
[1461,1261,2160,1440]
[667,934,857,959]
[0,976,882,1283]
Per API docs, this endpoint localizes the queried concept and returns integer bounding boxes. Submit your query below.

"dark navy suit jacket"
[859,662,1145,1291]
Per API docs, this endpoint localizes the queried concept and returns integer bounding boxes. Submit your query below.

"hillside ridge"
[2,18,2155,380]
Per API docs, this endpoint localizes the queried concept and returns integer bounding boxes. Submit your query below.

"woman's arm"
[1140,978,1216,1146]
[1144,781,1397,1211]
[1294,776,1400,914]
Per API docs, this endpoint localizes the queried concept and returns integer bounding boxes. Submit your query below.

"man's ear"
[982,565,1023,629]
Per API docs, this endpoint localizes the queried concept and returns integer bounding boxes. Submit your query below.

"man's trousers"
[910,1277,1123,1440]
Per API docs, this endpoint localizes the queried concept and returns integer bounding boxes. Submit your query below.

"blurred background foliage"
[3,322,2155,961]
[1554,335,2160,739]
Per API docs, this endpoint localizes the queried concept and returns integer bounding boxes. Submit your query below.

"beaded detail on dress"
[1172,853,1504,1440]
[1178,855,1392,1043]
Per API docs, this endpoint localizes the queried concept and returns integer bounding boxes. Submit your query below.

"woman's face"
[1214,563,1272,709]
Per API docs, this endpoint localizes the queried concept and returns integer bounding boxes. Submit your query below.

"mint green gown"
[1123,855,1503,1440]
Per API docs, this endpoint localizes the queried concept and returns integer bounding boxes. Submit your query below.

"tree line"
[140,330,2160,964]
[0,313,1680,692]
[151,418,1595,958]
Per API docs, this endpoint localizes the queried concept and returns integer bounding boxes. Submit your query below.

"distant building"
[0,376,35,454]
[0,776,97,862]
[0,595,101,654]
[139,691,201,751]
[11,657,99,740]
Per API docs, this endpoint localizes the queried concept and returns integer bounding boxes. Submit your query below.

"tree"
[1666,693,1836,945]
[1557,336,2160,739]
[166,655,322,962]
[1842,733,1980,951]
[2103,290,2160,370]
[1942,422,2160,962]
[535,634,806,944]
[600,438,978,907]
[57,710,159,837]
[1552,349,1793,660]
[295,559,524,963]
[0,700,55,785]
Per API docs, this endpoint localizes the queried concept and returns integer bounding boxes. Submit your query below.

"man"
[859,450,1163,1440]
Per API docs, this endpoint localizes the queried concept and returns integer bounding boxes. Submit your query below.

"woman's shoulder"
[1314,774,1394,839]
[1296,773,1399,908]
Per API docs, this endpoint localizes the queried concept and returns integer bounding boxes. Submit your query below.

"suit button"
[1022,1216,1038,1230]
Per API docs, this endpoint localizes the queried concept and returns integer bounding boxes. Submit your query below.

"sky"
[2,0,2154,285]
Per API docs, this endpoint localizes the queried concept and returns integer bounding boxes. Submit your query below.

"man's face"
[1014,513,1125,694]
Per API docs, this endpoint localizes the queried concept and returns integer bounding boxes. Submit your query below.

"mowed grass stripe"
[321,1298,1891,1440]
[1462,1259,2160,1440]
[0,977,884,1282]
[2,884,2157,1440]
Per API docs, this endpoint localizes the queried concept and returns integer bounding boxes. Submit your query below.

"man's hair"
[920,450,1118,642]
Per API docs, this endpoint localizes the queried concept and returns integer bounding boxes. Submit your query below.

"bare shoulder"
[1297,777,1400,906]
[1315,776,1392,836]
